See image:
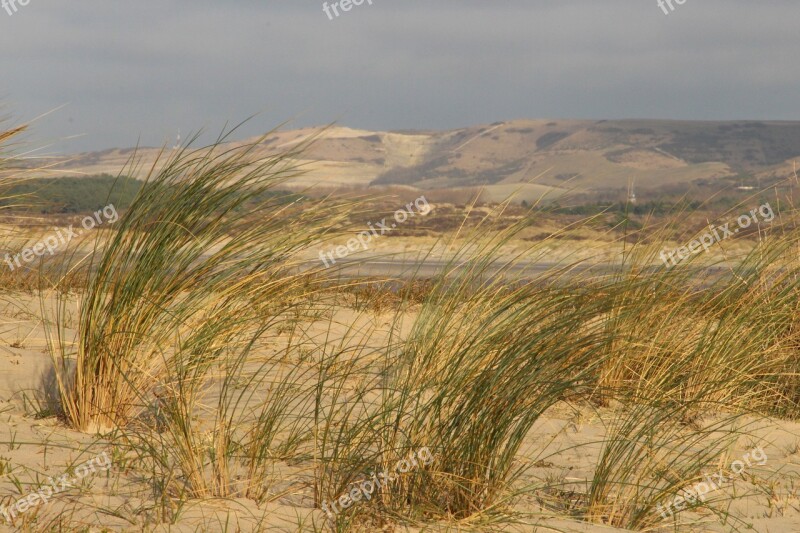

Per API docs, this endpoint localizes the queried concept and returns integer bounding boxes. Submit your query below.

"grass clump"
[44,128,345,434]
[309,207,619,527]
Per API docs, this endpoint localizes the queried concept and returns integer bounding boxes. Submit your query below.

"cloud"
[0,0,798,152]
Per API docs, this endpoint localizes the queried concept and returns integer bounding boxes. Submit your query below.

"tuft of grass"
[44,126,348,434]
[309,200,620,525]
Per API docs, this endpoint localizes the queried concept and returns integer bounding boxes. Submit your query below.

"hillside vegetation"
[14,121,800,207]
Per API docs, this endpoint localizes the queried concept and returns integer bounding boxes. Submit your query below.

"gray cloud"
[1,0,798,152]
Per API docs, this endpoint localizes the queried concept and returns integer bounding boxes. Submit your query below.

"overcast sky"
[1,0,798,152]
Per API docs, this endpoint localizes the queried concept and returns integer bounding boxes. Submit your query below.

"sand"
[1,295,799,532]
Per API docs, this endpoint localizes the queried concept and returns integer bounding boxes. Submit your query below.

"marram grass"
[23,128,800,531]
[44,128,349,434]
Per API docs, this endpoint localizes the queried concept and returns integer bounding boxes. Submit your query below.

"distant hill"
[15,120,800,204]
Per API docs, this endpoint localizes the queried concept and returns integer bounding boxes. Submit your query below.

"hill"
[13,120,800,204]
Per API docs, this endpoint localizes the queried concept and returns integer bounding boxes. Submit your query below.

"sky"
[1,0,798,153]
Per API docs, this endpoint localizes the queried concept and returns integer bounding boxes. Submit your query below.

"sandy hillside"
[15,121,800,198]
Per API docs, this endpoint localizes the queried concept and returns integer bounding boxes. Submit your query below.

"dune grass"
[19,125,800,531]
[303,192,800,530]
[0,121,42,312]
[0,122,29,229]
[43,128,350,434]
[310,220,617,524]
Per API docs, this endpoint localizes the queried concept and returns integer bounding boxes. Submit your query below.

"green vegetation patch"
[2,174,306,215]
[3,174,142,214]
